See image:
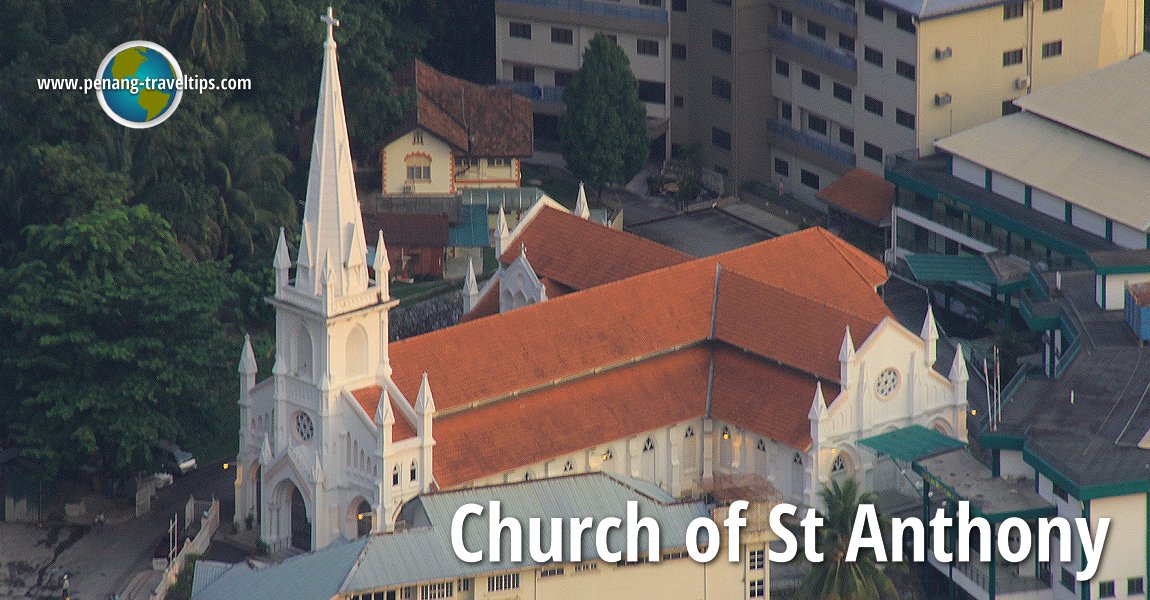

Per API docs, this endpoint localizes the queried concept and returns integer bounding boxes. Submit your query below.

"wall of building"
[1090,492,1148,600]
[382,130,454,195]
[454,158,522,190]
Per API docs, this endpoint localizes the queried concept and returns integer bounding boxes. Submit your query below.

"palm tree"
[796,479,909,600]
[168,0,263,72]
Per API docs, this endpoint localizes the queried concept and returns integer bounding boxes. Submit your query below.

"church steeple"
[294,5,369,298]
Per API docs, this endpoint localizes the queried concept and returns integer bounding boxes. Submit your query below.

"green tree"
[559,33,649,199]
[166,0,266,74]
[0,201,237,480]
[797,479,908,600]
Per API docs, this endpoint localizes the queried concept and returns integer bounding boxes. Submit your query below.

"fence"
[150,496,220,600]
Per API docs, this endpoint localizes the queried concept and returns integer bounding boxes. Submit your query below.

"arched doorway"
[355,499,372,537]
[289,485,311,551]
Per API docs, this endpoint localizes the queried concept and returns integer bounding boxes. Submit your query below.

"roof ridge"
[812,227,886,288]
[719,263,886,326]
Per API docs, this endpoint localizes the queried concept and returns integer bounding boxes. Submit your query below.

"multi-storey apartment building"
[497,0,1142,200]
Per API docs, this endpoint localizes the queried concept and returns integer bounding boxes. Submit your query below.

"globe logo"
[95,41,183,129]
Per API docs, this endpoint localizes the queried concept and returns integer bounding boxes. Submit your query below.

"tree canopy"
[0,201,238,480]
[559,33,649,196]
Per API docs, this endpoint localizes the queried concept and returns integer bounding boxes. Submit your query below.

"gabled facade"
[380,61,533,196]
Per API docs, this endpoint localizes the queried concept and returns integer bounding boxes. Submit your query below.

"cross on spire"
[321,6,340,43]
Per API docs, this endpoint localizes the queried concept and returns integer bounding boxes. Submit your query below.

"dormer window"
[412,130,423,144]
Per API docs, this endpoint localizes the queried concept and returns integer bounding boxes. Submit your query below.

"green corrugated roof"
[448,204,490,247]
[904,253,999,285]
[859,424,965,463]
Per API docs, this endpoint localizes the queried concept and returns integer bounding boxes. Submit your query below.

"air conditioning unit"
[935,47,953,60]
[1014,76,1031,90]
[402,185,414,193]
[934,92,952,107]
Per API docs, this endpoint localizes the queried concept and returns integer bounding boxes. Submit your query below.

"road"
[0,461,233,600]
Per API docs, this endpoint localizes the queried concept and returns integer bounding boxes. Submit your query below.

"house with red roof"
[232,28,970,554]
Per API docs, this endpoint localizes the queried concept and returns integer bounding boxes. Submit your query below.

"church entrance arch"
[288,483,312,551]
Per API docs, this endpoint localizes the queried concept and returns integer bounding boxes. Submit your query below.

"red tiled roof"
[431,349,711,487]
[376,227,891,487]
[392,61,533,157]
[350,386,417,441]
[362,213,449,247]
[816,168,895,225]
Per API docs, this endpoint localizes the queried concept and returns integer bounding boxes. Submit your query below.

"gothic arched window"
[344,325,368,378]
[410,460,417,482]
[392,465,399,486]
[643,438,655,452]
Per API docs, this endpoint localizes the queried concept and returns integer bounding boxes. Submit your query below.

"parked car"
[163,444,197,475]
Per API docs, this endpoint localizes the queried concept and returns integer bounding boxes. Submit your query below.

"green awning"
[904,253,998,285]
[859,425,965,463]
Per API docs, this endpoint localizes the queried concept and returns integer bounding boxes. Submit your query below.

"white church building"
[233,12,971,554]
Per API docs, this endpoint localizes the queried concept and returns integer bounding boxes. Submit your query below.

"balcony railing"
[767,119,856,167]
[499,0,669,23]
[790,0,856,25]
[767,25,857,72]
[498,80,565,103]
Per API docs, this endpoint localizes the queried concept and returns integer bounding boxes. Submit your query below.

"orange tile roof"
[431,349,711,488]
[710,348,839,451]
[816,168,895,225]
[376,227,892,487]
[392,61,533,157]
[350,386,417,441]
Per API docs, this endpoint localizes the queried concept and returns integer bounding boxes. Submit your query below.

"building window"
[1100,581,1116,598]
[793,452,803,465]
[1002,100,1021,115]
[1003,48,1023,66]
[780,9,793,27]
[685,426,695,437]
[1128,577,1145,595]
[563,460,574,472]
[896,11,915,32]
[750,579,765,598]
[774,158,789,177]
[639,0,662,6]
[833,82,852,103]
[672,43,687,60]
[637,39,659,56]
[895,109,915,129]
[1003,2,1023,18]
[807,113,828,136]
[509,21,531,39]
[711,76,732,100]
[554,70,574,87]
[541,567,564,577]
[1043,0,1062,10]
[673,95,684,108]
[775,57,790,76]
[512,65,535,83]
[800,169,819,189]
[712,30,732,53]
[420,582,453,599]
[672,0,687,11]
[864,46,883,67]
[460,579,473,592]
[864,142,882,162]
[574,563,598,573]
[1042,40,1062,58]
[412,130,423,145]
[1052,482,1069,501]
[602,448,614,460]
[801,69,821,89]
[780,100,792,121]
[864,0,883,20]
[896,59,915,80]
[638,80,666,104]
[838,33,855,53]
[712,127,732,150]
[488,573,520,592]
[864,95,883,116]
[405,157,431,181]
[831,454,847,472]
[839,126,854,147]
[749,549,765,569]
[1060,567,1075,591]
[756,439,767,452]
[643,438,655,452]
[806,20,826,40]
[392,465,400,486]
[551,27,573,44]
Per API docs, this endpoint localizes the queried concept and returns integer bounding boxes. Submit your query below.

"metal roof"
[448,204,490,247]
[878,0,1006,20]
[1014,54,1150,160]
[904,253,998,285]
[461,187,546,211]
[915,449,1055,521]
[936,111,1150,232]
[193,472,712,600]
[859,424,966,463]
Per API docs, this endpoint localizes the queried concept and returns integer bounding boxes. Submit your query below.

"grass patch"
[392,279,458,303]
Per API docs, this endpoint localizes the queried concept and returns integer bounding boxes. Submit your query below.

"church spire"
[574,182,591,219]
[494,205,511,258]
[462,258,480,312]
[294,5,369,298]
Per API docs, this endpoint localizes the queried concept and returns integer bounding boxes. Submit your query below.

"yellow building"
[381,61,534,197]
[193,473,777,600]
